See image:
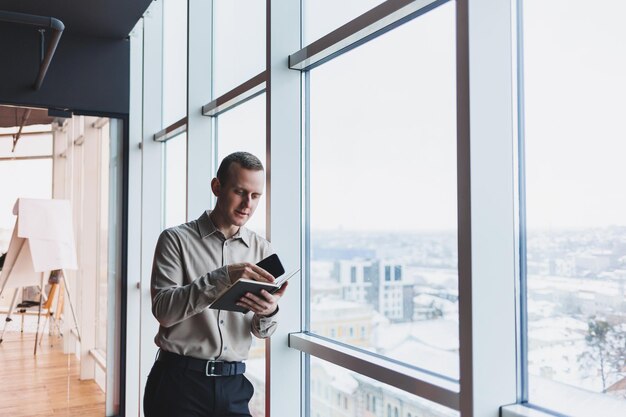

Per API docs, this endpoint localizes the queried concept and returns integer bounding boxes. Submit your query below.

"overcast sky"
[2,0,626,237]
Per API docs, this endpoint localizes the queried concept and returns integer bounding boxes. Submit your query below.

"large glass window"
[522,0,626,413]
[213,0,265,98]
[162,0,188,127]
[308,1,458,382]
[163,133,187,228]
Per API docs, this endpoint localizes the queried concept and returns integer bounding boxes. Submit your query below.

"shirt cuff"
[260,305,279,318]
[255,307,279,337]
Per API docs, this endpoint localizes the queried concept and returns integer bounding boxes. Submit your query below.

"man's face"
[212,163,265,228]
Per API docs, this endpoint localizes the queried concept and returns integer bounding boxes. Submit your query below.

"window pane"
[213,0,265,98]
[310,356,458,417]
[523,0,626,413]
[164,133,187,228]
[215,93,266,417]
[162,0,188,127]
[308,3,457,379]
[304,0,385,44]
[216,93,266,238]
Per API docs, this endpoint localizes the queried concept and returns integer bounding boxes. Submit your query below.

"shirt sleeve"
[150,229,232,328]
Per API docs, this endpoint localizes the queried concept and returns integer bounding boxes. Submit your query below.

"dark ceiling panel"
[0,0,144,114]
[0,0,152,38]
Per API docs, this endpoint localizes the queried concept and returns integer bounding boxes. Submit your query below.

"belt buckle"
[205,360,219,376]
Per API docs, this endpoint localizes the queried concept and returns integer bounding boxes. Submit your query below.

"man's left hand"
[237,282,288,316]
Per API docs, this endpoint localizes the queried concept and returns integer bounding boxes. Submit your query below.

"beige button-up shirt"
[151,210,278,361]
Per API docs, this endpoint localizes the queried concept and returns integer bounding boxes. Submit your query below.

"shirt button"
[224,347,228,351]
[220,320,224,324]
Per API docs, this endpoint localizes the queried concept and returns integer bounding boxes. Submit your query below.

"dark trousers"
[143,360,254,417]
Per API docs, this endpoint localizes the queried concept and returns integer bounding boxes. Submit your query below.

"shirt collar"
[198,210,250,247]
[231,226,251,247]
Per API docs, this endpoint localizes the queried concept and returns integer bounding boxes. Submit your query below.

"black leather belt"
[157,350,246,376]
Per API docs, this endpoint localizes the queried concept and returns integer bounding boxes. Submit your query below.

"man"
[144,151,287,417]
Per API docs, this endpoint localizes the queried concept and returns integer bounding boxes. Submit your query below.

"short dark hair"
[216,151,264,185]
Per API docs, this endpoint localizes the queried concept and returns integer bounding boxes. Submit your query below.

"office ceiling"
[0,0,151,123]
[0,0,152,38]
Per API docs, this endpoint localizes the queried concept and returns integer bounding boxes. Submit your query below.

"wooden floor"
[0,331,105,417]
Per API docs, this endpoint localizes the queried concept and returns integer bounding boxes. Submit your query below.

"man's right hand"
[227,263,275,284]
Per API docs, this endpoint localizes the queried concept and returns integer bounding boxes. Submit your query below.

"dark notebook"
[209,254,298,313]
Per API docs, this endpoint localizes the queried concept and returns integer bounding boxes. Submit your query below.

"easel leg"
[38,283,58,347]
[61,270,81,342]
[34,272,45,355]
[0,288,19,344]
[52,280,65,339]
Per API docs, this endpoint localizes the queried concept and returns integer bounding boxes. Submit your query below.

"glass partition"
[0,114,125,416]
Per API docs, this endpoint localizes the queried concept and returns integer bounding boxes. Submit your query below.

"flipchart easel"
[0,198,79,354]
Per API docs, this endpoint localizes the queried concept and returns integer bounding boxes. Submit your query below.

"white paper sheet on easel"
[15,198,75,244]
[29,238,77,272]
[0,237,41,289]
[13,198,78,272]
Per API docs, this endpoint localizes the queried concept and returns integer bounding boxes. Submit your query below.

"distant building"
[336,259,376,305]
[575,252,612,275]
[549,255,576,277]
[311,276,343,302]
[336,259,414,322]
[412,294,457,321]
[311,361,358,417]
[310,298,377,347]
